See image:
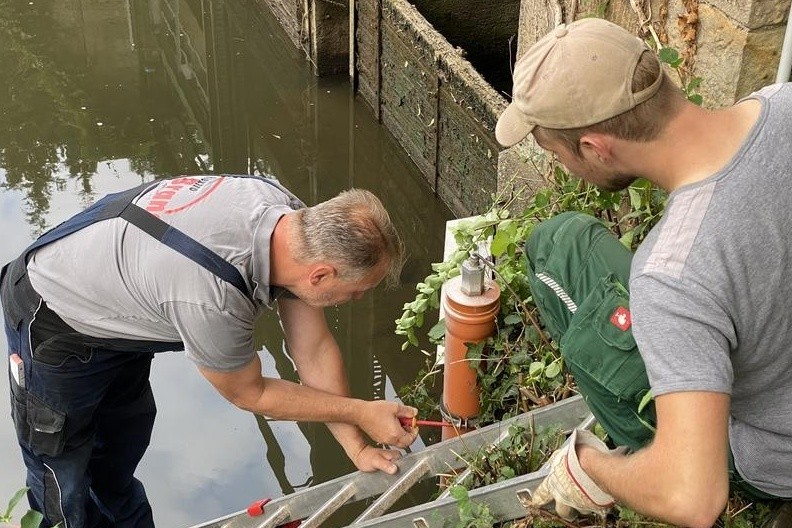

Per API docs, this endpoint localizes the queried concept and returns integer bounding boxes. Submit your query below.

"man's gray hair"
[294,189,405,286]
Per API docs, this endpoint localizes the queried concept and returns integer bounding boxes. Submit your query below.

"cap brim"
[495,103,535,147]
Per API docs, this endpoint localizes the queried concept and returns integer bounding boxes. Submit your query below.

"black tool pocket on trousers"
[28,300,94,367]
[26,392,66,457]
[10,377,30,446]
[32,333,94,368]
[559,275,649,401]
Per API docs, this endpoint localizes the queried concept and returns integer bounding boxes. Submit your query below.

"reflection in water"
[0,0,452,526]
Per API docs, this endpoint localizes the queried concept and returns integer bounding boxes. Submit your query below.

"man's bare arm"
[276,296,417,464]
[197,296,416,472]
[578,391,730,528]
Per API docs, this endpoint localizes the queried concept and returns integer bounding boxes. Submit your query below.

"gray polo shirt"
[630,83,792,496]
[27,175,303,371]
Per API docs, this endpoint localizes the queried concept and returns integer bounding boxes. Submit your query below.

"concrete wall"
[253,0,539,216]
[409,0,521,95]
[254,0,348,75]
[355,0,380,117]
[355,0,507,216]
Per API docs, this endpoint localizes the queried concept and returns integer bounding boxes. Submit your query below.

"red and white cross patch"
[609,306,632,331]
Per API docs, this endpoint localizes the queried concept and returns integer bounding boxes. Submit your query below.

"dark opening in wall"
[410,0,520,98]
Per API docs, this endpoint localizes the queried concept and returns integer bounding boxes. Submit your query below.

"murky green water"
[0,1,453,525]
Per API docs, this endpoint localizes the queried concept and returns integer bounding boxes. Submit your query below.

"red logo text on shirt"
[145,176,224,215]
[609,306,632,331]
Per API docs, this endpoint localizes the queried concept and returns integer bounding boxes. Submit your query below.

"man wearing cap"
[496,17,792,528]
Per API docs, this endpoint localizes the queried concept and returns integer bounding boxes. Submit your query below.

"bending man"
[1,174,418,528]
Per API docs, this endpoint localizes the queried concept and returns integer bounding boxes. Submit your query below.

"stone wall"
[515,0,791,108]
[692,0,789,102]
[502,0,791,207]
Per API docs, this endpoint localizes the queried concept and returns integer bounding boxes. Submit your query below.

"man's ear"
[308,264,336,285]
[579,133,613,163]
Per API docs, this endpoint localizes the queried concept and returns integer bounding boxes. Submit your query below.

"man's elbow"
[229,393,259,413]
[666,482,728,528]
[214,382,266,414]
[198,362,268,414]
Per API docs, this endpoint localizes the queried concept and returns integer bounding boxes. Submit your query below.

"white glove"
[531,429,624,520]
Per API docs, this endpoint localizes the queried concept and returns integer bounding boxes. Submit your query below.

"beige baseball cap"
[495,18,662,147]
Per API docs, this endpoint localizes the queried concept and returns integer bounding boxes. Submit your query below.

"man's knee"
[525,212,632,341]
[526,212,602,266]
[21,445,93,528]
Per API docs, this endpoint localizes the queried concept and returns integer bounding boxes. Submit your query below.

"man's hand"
[357,400,418,448]
[531,429,625,520]
[352,445,404,474]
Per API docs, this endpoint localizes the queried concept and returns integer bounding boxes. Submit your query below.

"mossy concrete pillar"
[309,0,349,75]
[255,0,349,76]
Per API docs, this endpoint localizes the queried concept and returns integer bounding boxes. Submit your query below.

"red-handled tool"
[399,416,456,429]
[246,497,302,527]
[247,498,271,516]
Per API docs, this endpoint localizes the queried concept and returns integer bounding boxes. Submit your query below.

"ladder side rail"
[187,396,591,528]
[348,466,550,528]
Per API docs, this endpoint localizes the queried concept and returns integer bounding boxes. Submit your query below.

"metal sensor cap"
[460,253,485,296]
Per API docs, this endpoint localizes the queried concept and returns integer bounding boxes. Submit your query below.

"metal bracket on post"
[460,252,485,296]
[439,402,480,431]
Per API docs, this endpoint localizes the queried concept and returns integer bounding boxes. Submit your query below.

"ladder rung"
[301,483,357,528]
[355,459,431,522]
[253,506,290,528]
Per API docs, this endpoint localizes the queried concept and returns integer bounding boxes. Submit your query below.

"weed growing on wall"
[657,47,704,105]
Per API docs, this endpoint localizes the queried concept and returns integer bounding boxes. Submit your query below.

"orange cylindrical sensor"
[441,274,500,440]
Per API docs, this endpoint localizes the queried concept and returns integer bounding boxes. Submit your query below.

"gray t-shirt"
[630,83,792,497]
[27,175,304,371]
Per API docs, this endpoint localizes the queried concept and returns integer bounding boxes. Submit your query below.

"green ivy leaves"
[658,46,704,105]
[2,488,45,528]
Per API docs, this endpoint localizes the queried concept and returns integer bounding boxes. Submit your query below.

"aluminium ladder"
[190,395,593,528]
